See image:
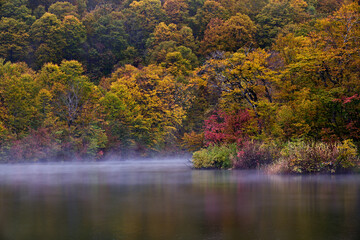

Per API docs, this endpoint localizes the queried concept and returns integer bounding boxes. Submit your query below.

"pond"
[0,158,359,240]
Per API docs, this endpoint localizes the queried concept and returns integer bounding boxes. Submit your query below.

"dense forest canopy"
[0,0,359,163]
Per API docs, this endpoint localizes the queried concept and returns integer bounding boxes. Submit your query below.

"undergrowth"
[192,140,360,174]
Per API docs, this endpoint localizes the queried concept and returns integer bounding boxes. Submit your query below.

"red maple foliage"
[204,109,253,145]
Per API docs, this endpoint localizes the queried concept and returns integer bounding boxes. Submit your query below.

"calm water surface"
[0,158,359,240]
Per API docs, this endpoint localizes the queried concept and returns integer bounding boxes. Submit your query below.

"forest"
[0,0,359,173]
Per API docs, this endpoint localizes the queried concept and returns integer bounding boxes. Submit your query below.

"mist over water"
[0,158,192,186]
[0,158,359,240]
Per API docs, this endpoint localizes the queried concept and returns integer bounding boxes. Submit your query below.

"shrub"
[233,141,277,169]
[336,139,359,169]
[192,144,237,169]
[192,148,212,169]
[267,140,360,174]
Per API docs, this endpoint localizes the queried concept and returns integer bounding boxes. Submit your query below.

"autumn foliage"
[204,109,256,145]
[0,0,359,167]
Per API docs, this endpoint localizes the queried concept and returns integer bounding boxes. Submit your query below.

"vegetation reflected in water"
[0,163,359,240]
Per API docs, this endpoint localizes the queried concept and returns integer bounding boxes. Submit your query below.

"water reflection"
[0,160,359,240]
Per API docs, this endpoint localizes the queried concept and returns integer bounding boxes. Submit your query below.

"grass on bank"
[192,140,360,174]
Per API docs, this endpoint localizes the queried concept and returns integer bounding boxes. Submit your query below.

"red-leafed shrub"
[233,141,276,169]
[204,109,256,145]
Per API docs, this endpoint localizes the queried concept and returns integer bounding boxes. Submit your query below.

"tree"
[36,60,105,158]
[269,2,360,141]
[189,49,279,138]
[315,2,360,90]
[30,13,66,67]
[129,0,165,32]
[121,0,165,54]
[101,64,187,151]
[200,14,256,54]
[27,0,57,9]
[243,0,269,18]
[222,13,257,50]
[0,60,39,135]
[84,10,128,81]
[48,1,79,20]
[256,0,309,48]
[316,0,344,15]
[0,18,30,62]
[163,0,189,24]
[186,0,205,16]
[0,0,36,25]
[62,15,86,60]
[147,22,196,50]
[161,46,199,76]
[225,49,276,112]
[204,109,257,145]
[38,60,98,128]
[192,0,228,37]
[148,41,194,65]
[33,5,46,19]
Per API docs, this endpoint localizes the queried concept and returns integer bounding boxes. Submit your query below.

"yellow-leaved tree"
[101,64,187,153]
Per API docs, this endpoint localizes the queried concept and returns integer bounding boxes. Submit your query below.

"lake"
[0,158,359,240]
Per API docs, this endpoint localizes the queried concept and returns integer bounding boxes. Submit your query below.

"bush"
[267,140,360,174]
[192,144,237,169]
[191,139,360,173]
[337,140,359,169]
[233,141,277,169]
